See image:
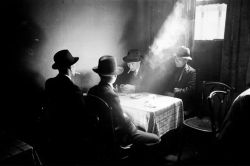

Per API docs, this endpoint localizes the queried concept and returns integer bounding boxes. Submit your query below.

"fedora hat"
[52,49,79,69]
[93,55,124,76]
[123,49,143,62]
[175,46,192,61]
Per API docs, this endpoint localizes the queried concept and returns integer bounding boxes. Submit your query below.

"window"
[194,1,227,40]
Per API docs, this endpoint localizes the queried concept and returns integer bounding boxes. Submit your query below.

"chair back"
[85,94,117,161]
[208,90,231,136]
[200,81,234,117]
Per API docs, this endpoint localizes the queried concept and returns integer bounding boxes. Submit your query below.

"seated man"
[44,50,91,163]
[115,49,144,93]
[164,46,197,116]
[216,87,250,164]
[88,55,160,155]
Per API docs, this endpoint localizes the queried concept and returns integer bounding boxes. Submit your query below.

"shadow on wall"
[119,0,149,51]
[1,0,45,142]
[119,0,176,54]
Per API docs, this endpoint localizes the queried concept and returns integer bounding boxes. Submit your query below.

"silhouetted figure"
[115,49,144,93]
[44,49,90,164]
[164,46,197,116]
[216,88,250,164]
[88,55,160,160]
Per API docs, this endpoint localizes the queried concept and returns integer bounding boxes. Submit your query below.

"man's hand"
[120,84,136,93]
[173,88,182,93]
[164,91,175,97]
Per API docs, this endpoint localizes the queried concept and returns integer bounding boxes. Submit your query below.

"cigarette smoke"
[136,0,189,93]
[145,0,188,70]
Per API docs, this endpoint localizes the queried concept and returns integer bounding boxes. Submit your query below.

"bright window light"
[194,3,227,40]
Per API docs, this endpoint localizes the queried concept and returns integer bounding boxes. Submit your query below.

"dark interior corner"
[0,0,250,165]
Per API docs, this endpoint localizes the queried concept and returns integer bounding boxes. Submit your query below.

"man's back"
[44,74,87,141]
[217,88,250,164]
[88,82,137,138]
[42,49,96,164]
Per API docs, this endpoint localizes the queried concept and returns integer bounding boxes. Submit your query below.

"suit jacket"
[88,81,137,142]
[115,65,143,92]
[174,64,196,97]
[217,88,250,163]
[172,64,196,110]
[44,74,87,142]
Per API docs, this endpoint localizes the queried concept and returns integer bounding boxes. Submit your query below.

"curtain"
[182,0,196,49]
[220,0,250,93]
[247,58,250,86]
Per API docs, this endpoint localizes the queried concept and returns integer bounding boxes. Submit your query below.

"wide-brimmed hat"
[123,49,143,62]
[93,55,124,76]
[52,49,79,69]
[175,46,192,61]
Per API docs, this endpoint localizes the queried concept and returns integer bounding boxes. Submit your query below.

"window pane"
[194,4,227,40]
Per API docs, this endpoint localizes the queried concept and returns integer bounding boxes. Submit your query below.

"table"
[118,92,184,137]
[0,139,42,165]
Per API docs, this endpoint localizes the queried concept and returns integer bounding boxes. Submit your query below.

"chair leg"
[32,149,43,166]
[177,126,186,164]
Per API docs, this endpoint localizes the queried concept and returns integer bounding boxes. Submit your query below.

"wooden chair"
[37,96,93,165]
[183,81,234,133]
[85,94,133,163]
[0,138,42,166]
[177,81,234,163]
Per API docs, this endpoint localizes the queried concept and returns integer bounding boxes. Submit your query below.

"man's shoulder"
[45,77,57,87]
[46,76,56,82]
[89,84,116,95]
[46,75,80,91]
[185,64,196,73]
[88,85,98,94]
[46,75,69,83]
[88,84,119,105]
[101,84,117,97]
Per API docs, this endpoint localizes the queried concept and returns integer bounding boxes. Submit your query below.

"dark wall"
[0,0,178,142]
[192,40,223,84]
[220,0,250,93]
[1,0,45,143]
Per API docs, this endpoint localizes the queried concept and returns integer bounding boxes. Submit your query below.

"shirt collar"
[134,68,140,76]
[99,81,114,90]
[59,73,71,80]
[108,83,114,90]
[127,67,140,76]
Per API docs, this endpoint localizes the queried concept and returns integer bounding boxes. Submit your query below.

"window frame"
[196,0,228,6]
[194,0,228,40]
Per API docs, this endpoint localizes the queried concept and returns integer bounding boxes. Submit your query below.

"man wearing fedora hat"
[44,49,91,163]
[165,46,197,116]
[115,49,144,93]
[88,55,160,156]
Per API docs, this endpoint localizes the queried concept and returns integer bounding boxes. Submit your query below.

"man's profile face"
[110,75,117,84]
[175,57,187,68]
[70,64,77,76]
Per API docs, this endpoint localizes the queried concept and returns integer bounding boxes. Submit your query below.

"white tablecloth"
[119,92,184,137]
